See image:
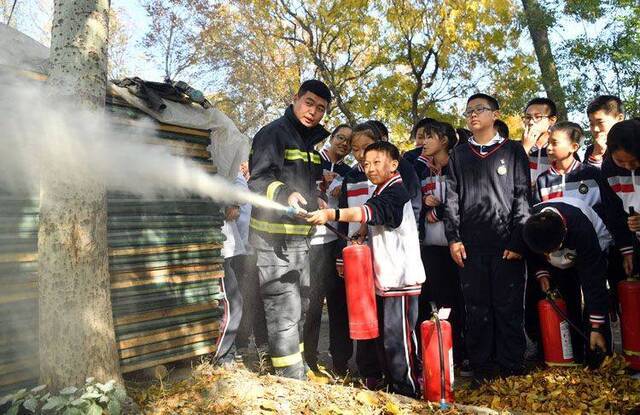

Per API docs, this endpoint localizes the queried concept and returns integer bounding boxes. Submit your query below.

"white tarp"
[0,23,49,74]
[108,83,250,180]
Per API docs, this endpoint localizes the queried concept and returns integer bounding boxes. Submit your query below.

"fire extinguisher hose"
[431,302,449,409]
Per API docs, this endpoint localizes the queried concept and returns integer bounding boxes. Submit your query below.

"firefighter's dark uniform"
[248,105,328,379]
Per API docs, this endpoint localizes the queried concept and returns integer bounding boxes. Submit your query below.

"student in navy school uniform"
[413,120,468,372]
[521,98,559,184]
[304,124,353,375]
[523,199,612,359]
[444,93,531,385]
[604,119,640,254]
[307,141,426,398]
[585,96,625,169]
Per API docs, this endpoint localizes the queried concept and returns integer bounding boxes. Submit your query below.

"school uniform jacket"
[335,164,376,268]
[360,173,426,296]
[603,157,640,239]
[530,198,610,326]
[444,134,532,255]
[583,144,604,169]
[414,155,449,246]
[534,159,633,256]
[528,143,551,183]
[311,149,353,245]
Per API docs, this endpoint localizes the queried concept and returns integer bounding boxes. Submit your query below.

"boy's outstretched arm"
[306,207,364,225]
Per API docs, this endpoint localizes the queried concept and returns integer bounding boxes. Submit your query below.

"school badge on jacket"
[497,159,507,175]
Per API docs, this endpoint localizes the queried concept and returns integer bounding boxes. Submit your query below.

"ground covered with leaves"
[457,355,640,414]
[128,355,640,415]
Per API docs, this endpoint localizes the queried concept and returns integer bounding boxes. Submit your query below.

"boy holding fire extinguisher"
[523,198,612,359]
[306,140,426,398]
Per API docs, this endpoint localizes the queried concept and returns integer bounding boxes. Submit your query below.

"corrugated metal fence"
[0,98,226,395]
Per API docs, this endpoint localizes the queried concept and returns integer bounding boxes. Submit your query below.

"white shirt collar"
[468,132,505,147]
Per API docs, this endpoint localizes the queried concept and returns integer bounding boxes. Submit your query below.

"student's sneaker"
[459,360,473,377]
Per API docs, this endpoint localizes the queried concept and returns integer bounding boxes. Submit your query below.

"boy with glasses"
[521,98,558,183]
[444,93,531,385]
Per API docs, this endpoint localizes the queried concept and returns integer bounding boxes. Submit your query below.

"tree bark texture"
[521,0,568,120]
[40,0,122,390]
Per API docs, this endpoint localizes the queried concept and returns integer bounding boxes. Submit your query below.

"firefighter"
[248,79,331,379]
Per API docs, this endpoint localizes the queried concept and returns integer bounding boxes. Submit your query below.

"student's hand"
[225,206,240,221]
[628,214,640,232]
[317,198,328,210]
[351,224,368,245]
[331,186,342,199]
[449,242,467,268]
[522,125,544,147]
[336,263,344,277]
[623,254,634,276]
[288,192,308,210]
[590,330,607,352]
[538,276,551,293]
[503,249,522,260]
[424,195,441,207]
[306,209,331,225]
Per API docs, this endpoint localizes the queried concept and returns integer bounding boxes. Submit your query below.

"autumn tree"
[141,0,205,81]
[107,7,134,80]
[521,0,568,120]
[41,0,122,389]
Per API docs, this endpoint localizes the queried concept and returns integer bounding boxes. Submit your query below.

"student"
[521,98,558,183]
[585,95,625,169]
[534,122,633,273]
[335,123,381,388]
[524,198,612,360]
[305,124,353,375]
[414,120,467,371]
[307,141,426,397]
[604,119,640,245]
[444,93,531,384]
[403,118,437,164]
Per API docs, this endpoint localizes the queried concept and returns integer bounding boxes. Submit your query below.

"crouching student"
[523,198,612,359]
[444,93,531,384]
[307,141,426,397]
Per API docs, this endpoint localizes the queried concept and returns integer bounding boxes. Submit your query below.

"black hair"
[455,128,472,146]
[331,123,352,137]
[352,122,383,142]
[364,140,400,161]
[411,117,438,140]
[467,93,500,111]
[586,95,624,116]
[607,118,640,159]
[298,79,332,103]
[494,119,510,139]
[525,97,558,117]
[366,120,389,140]
[549,121,584,144]
[523,210,567,254]
[424,121,458,151]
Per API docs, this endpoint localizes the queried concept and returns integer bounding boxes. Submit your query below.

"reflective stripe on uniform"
[249,217,312,235]
[299,343,304,353]
[271,351,303,368]
[266,181,285,201]
[284,149,321,164]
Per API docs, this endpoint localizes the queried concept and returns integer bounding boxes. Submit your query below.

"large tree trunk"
[521,0,568,120]
[39,0,122,390]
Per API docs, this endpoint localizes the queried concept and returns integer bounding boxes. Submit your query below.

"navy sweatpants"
[458,254,526,378]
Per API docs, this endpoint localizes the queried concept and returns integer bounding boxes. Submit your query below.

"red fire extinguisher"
[342,244,379,340]
[618,206,640,370]
[538,291,575,366]
[618,279,640,369]
[421,303,454,408]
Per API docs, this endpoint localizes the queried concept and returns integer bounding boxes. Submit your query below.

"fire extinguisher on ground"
[538,290,575,366]
[618,207,640,370]
[342,243,379,340]
[421,302,454,408]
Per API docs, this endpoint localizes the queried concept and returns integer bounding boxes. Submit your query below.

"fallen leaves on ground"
[456,354,640,414]
[127,359,468,415]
